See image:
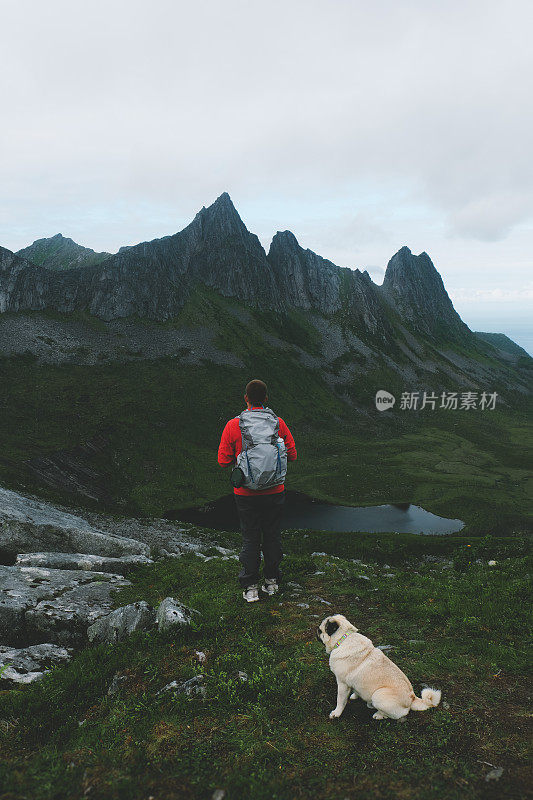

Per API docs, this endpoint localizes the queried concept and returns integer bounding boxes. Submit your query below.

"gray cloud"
[0,0,532,297]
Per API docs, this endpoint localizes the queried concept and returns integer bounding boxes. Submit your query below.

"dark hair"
[245,379,267,406]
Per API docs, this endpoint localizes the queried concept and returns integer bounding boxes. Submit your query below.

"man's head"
[245,379,267,408]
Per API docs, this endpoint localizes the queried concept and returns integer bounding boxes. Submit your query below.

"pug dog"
[317,614,441,720]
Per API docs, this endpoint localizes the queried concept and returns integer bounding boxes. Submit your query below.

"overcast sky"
[1,0,532,351]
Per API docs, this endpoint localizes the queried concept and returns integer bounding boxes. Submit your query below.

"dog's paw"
[329,709,342,719]
[372,711,386,720]
[349,692,359,700]
[366,701,374,708]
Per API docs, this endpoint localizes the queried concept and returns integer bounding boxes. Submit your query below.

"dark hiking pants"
[235,491,285,589]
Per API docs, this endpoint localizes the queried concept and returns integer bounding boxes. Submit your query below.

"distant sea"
[457,308,533,357]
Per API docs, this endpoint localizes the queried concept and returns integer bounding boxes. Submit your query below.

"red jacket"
[218,406,297,495]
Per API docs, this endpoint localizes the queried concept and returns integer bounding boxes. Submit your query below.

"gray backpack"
[235,407,287,490]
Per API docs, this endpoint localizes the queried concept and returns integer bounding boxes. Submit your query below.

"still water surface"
[169,493,464,535]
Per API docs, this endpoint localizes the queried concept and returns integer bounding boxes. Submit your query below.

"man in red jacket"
[218,379,297,603]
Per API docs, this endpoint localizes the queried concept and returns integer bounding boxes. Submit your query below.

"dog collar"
[331,631,352,650]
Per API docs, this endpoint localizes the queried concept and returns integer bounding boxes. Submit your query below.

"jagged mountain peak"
[383,247,447,288]
[381,247,468,340]
[212,190,233,207]
[268,230,301,255]
[194,191,244,228]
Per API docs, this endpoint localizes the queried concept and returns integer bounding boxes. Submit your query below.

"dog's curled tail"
[411,688,442,711]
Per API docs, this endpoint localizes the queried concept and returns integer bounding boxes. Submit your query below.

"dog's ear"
[325,619,339,636]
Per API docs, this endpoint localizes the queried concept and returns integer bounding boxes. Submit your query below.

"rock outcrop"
[0,485,151,558]
[87,601,155,644]
[0,484,228,684]
[267,230,393,338]
[0,643,72,684]
[0,564,131,647]
[15,552,152,575]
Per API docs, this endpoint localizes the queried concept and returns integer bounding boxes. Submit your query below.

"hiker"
[217,379,297,603]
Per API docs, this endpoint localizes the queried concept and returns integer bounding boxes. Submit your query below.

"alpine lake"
[168,492,465,535]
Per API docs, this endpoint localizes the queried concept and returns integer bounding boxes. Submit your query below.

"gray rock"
[0,642,72,683]
[0,596,28,646]
[26,579,131,647]
[156,597,197,631]
[87,601,155,644]
[296,603,310,609]
[157,674,205,697]
[16,552,153,575]
[376,645,394,652]
[0,485,150,557]
[485,767,503,782]
[0,564,130,646]
[107,672,129,696]
[381,246,471,340]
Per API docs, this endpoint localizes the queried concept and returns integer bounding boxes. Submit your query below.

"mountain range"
[0,193,528,365]
[0,194,531,528]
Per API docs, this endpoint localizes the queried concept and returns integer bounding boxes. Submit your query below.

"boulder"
[0,642,72,684]
[26,580,129,646]
[156,597,198,631]
[0,564,130,647]
[87,601,155,644]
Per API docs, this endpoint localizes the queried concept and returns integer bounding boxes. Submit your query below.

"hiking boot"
[261,578,279,596]
[242,585,260,603]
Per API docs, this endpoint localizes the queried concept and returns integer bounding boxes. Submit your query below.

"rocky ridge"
[0,193,477,347]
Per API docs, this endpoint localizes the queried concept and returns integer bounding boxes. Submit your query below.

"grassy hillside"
[475,332,531,359]
[16,235,110,271]
[1,529,530,800]
[0,353,531,535]
[0,289,531,533]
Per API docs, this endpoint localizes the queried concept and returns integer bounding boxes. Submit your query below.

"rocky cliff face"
[381,246,470,341]
[0,193,482,346]
[267,230,394,338]
[0,194,283,320]
[17,233,110,271]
